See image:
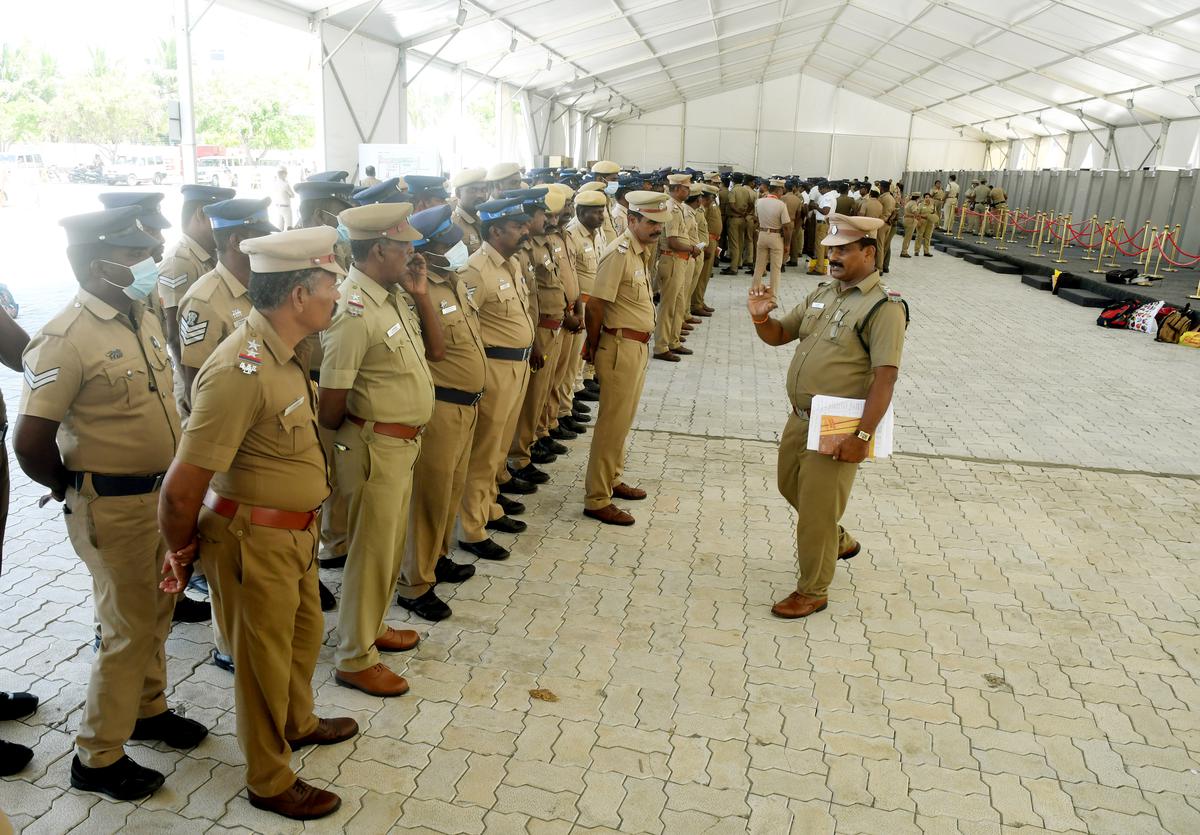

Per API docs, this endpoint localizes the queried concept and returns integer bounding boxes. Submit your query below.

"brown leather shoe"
[702,305,714,313]
[583,504,635,526]
[335,664,410,697]
[686,316,701,325]
[653,352,680,362]
[691,309,712,317]
[248,778,341,820]
[611,482,647,501]
[838,543,861,560]
[375,626,420,652]
[288,717,359,751]
[672,346,694,355]
[771,592,828,619]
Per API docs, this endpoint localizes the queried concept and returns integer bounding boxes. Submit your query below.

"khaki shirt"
[529,234,566,320]
[919,202,937,224]
[20,290,179,474]
[660,197,688,252]
[178,262,251,370]
[565,218,600,296]
[777,272,907,413]
[835,195,855,215]
[705,202,723,239]
[319,266,434,426]
[158,234,216,311]
[946,181,960,201]
[452,206,484,255]
[930,187,946,210]
[989,186,1007,205]
[754,195,791,230]
[856,197,884,219]
[424,268,486,393]
[550,231,579,306]
[683,203,701,246]
[728,185,754,217]
[879,193,897,224]
[180,309,328,511]
[612,203,628,237]
[695,205,709,245]
[592,229,655,333]
[458,242,535,350]
[600,198,618,245]
[904,199,922,222]
[973,184,990,205]
[780,193,801,230]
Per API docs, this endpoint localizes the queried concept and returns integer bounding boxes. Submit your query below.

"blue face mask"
[336,223,351,244]
[443,241,469,271]
[99,257,159,301]
[604,181,619,196]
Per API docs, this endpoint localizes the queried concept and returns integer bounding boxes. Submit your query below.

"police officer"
[458,198,536,562]
[652,174,697,361]
[692,182,720,316]
[918,194,937,256]
[399,206,484,622]
[590,160,621,243]
[988,180,1008,231]
[930,180,946,231]
[545,187,588,438]
[750,178,793,293]
[581,191,667,526]
[353,177,407,207]
[98,192,171,264]
[943,174,960,231]
[721,174,751,275]
[900,193,922,258]
[809,183,838,276]
[319,203,437,697]
[486,162,523,198]
[451,168,489,254]
[747,214,907,619]
[781,179,803,269]
[876,182,898,274]
[16,207,205,801]
[564,190,606,418]
[158,226,356,820]
[404,175,450,213]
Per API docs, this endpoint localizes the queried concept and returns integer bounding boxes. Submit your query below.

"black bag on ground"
[1105,268,1139,285]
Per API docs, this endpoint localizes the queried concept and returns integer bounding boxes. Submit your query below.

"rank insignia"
[23,362,60,390]
[180,310,209,346]
[106,349,124,360]
[150,336,162,350]
[231,308,245,320]
[237,339,262,375]
[158,273,187,289]
[347,292,365,317]
[465,285,477,302]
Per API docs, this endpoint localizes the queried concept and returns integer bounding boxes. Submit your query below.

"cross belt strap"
[70,471,165,496]
[435,386,484,406]
[203,489,316,530]
[484,345,533,362]
[347,414,423,439]
[602,326,651,343]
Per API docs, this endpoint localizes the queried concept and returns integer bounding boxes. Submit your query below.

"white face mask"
[443,240,469,271]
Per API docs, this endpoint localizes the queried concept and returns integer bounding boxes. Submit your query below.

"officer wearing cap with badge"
[544,184,589,441]
[692,182,720,316]
[353,176,406,208]
[590,161,621,243]
[318,202,439,697]
[157,225,356,821]
[15,207,205,801]
[652,174,699,362]
[400,206,484,622]
[98,192,171,264]
[564,189,606,413]
[458,197,536,562]
[451,167,489,254]
[486,162,523,199]
[747,214,907,620]
[582,191,666,526]
[403,174,449,212]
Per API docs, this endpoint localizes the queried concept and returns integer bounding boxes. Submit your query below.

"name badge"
[283,396,304,416]
[811,302,825,309]
[440,304,458,315]
[499,281,511,290]
[387,323,402,338]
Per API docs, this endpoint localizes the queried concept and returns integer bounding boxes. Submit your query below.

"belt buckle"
[471,391,483,406]
[151,474,165,492]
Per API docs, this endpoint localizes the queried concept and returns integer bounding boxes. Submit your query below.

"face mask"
[443,241,469,271]
[604,181,618,196]
[98,257,158,301]
[335,223,351,244]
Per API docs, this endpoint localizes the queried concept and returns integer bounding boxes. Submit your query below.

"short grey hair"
[248,268,318,311]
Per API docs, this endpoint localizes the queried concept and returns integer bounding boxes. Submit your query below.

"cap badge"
[828,224,838,236]
[107,349,123,361]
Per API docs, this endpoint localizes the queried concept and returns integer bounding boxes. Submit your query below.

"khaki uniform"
[652,197,689,356]
[320,267,433,671]
[405,269,486,597]
[694,201,722,310]
[717,184,730,253]
[20,290,179,769]
[855,196,884,220]
[0,392,7,572]
[585,230,655,509]
[744,189,759,262]
[561,220,598,410]
[752,195,791,290]
[179,309,327,797]
[725,185,754,270]
[930,187,946,229]
[971,183,990,233]
[988,186,1008,232]
[178,262,251,378]
[877,193,897,272]
[157,234,216,417]
[452,206,484,255]
[775,273,906,598]
[901,198,922,255]
[781,192,803,265]
[459,243,535,542]
[943,181,959,230]
[612,203,628,238]
[687,204,708,314]
[600,197,619,245]
[546,230,581,428]
[673,203,700,345]
[919,201,937,254]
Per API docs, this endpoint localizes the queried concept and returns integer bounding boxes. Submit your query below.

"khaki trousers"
[726,217,747,270]
[200,506,321,796]
[652,255,687,354]
[510,327,563,467]
[776,414,859,598]
[542,326,575,432]
[920,220,934,254]
[317,423,348,562]
[460,357,529,542]
[553,328,584,421]
[901,219,919,255]
[333,422,421,672]
[875,225,893,272]
[66,484,175,768]
[676,256,699,339]
[693,242,716,311]
[752,231,784,289]
[810,221,829,273]
[405,399,477,598]
[584,332,649,509]
[942,199,955,230]
[790,220,804,264]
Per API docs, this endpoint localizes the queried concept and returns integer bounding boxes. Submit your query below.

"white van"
[108,154,169,186]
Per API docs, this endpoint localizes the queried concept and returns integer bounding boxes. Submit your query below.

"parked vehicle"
[67,164,106,184]
[197,156,239,188]
[107,154,169,186]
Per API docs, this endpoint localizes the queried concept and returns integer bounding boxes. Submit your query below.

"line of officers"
[8,161,687,819]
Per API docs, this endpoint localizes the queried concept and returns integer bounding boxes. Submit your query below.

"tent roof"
[270,0,1200,139]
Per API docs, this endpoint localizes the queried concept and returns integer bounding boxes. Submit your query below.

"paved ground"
[2,240,1200,833]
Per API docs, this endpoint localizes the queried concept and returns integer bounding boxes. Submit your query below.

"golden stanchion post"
[995,208,1009,252]
[1144,228,1165,280]
[1164,224,1182,273]
[1084,214,1098,257]
[977,209,989,244]
[1027,212,1041,248]
[1053,213,1071,264]
[1031,213,1050,258]
[1008,209,1021,244]
[1089,220,1111,273]
[1140,226,1157,275]
[955,205,966,240]
[1104,219,1125,267]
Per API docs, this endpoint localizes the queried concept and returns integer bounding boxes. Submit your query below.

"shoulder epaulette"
[41,302,85,338]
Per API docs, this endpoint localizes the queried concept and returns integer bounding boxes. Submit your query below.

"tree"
[47,48,165,157]
[195,76,313,160]
[0,43,59,151]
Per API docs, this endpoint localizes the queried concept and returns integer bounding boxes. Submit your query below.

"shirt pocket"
[102,362,150,410]
[277,403,318,455]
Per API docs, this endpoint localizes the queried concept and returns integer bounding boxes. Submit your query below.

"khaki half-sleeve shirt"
[452,206,483,255]
[158,234,216,311]
[457,242,536,350]
[425,269,486,393]
[566,218,600,296]
[177,262,252,370]
[592,230,656,333]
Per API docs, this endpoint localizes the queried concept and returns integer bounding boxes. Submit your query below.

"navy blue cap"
[502,187,549,211]
[98,192,171,230]
[308,170,349,182]
[403,175,448,198]
[181,184,236,205]
[203,197,276,232]
[353,177,407,205]
[61,206,161,248]
[410,205,463,250]
[477,198,531,223]
[295,180,357,205]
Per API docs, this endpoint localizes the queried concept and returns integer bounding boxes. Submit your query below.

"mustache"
[828,260,843,268]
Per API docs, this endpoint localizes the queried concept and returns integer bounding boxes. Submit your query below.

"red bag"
[1096,299,1140,329]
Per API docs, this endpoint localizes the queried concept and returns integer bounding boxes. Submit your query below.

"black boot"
[529,443,557,465]
[510,463,549,484]
[435,557,476,583]
[0,739,33,776]
[130,710,208,749]
[498,477,536,495]
[318,580,337,612]
[486,515,527,534]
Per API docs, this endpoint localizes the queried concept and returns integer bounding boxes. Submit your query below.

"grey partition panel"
[1068,172,1090,219]
[1048,170,1069,214]
[1094,171,1120,221]
[1113,171,1139,226]
[1174,170,1200,255]
[1143,170,1177,229]
[1011,171,1031,209]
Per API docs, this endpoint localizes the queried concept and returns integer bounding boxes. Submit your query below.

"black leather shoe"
[211,649,235,673]
[583,379,600,393]
[511,463,549,484]
[0,691,38,721]
[498,477,536,495]
[319,553,347,569]
[435,557,476,583]
[486,515,527,534]
[186,574,210,595]
[459,538,510,561]
[543,438,569,456]
[131,709,208,749]
[396,588,451,621]
[70,754,164,801]
[319,580,337,612]
[549,425,577,441]
[496,494,525,516]
[560,417,587,434]
[574,388,599,402]
[571,409,591,423]
[720,268,736,275]
[529,445,557,465]
[572,398,592,414]
[0,739,33,776]
[172,596,211,623]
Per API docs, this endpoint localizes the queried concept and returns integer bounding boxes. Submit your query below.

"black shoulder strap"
[857,297,910,353]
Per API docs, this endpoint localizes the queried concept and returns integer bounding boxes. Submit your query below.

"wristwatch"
[855,429,872,442]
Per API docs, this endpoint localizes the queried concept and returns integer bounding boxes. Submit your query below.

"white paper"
[805,395,894,459]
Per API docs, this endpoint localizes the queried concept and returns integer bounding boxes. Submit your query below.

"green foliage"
[0,43,59,150]
[194,76,314,160]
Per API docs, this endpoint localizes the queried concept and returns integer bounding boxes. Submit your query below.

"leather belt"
[580,293,591,304]
[485,345,533,362]
[347,414,423,439]
[435,386,483,407]
[70,471,165,496]
[602,326,651,344]
[203,489,316,530]
[761,228,781,233]
[538,317,563,331]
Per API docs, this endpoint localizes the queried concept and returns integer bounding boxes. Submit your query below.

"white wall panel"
[719,129,757,171]
[868,137,908,180]
[322,23,404,174]
[645,126,683,168]
[1161,121,1200,168]
[1113,124,1159,169]
[688,88,758,127]
[762,75,800,133]
[796,76,837,133]
[830,135,873,178]
[757,130,796,174]
[835,89,910,137]
[794,133,833,175]
[683,127,721,168]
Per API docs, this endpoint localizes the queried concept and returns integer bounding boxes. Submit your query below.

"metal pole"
[1141,226,1157,274]
[1031,212,1048,257]
[1089,220,1110,273]
[1053,213,1070,263]
[176,0,197,184]
[1144,229,1164,279]
[995,208,1009,251]
[1164,224,1182,273]
[1104,220,1125,267]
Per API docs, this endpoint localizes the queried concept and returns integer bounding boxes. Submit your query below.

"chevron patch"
[158,274,188,289]
[180,310,209,346]
[23,363,60,390]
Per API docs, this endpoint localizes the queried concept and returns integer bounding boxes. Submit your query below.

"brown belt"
[347,414,423,439]
[603,326,651,343]
[664,250,691,260]
[538,317,563,331]
[580,293,591,303]
[203,489,316,530]
[761,228,781,233]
